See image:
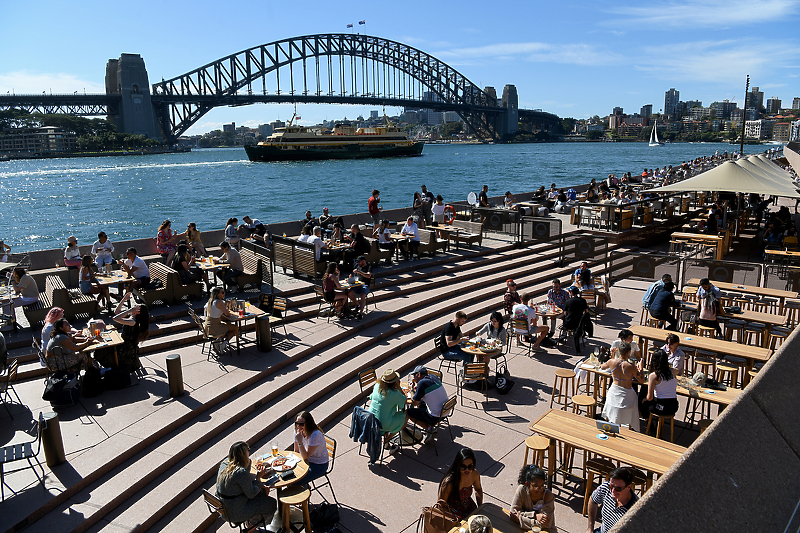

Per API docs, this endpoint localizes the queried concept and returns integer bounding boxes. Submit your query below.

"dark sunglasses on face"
[460,463,475,472]
[610,482,627,492]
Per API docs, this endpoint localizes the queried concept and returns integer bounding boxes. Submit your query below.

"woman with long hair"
[93,292,150,372]
[373,219,396,264]
[225,217,240,249]
[412,192,426,229]
[204,286,238,353]
[79,255,111,311]
[292,411,330,484]
[438,447,483,519]
[156,220,182,266]
[475,311,506,363]
[368,369,407,454]
[642,348,679,418]
[510,464,556,532]
[600,341,645,431]
[322,262,349,317]
[172,244,204,286]
[216,441,277,530]
[45,317,96,372]
[186,222,207,257]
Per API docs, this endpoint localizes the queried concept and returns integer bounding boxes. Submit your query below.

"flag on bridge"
[296,117,301,120]
[359,20,366,25]
[347,23,353,28]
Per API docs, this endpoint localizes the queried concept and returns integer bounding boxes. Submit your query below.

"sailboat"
[649,120,665,146]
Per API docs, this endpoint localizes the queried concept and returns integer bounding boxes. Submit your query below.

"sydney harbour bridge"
[0,34,560,143]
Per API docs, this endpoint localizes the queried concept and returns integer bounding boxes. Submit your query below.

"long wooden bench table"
[529,409,685,490]
[671,232,725,260]
[684,278,798,313]
[630,324,771,384]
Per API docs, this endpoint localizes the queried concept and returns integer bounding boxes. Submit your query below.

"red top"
[368,195,379,215]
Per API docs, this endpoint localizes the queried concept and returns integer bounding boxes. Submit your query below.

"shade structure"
[750,154,797,185]
[784,142,800,172]
[735,158,790,189]
[647,160,800,198]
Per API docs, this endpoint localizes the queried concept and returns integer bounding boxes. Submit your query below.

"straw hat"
[466,514,492,533]
[380,369,399,384]
[67,236,77,244]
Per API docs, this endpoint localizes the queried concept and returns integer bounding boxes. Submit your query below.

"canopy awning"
[647,160,800,199]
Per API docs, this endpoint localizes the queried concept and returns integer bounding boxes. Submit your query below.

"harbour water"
[0,141,747,251]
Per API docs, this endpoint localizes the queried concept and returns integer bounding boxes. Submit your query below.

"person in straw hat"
[368,369,408,455]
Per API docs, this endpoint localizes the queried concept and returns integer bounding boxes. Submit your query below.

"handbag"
[417,499,460,533]
[495,365,516,395]
[42,371,71,401]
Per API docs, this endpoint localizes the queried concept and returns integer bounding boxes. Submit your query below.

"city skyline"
[2,0,799,136]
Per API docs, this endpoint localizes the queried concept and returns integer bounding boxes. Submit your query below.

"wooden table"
[250,450,310,531]
[530,409,685,490]
[80,328,125,366]
[684,278,798,313]
[629,324,771,384]
[432,224,462,250]
[447,502,528,533]
[765,249,800,260]
[676,379,741,409]
[198,260,230,287]
[461,339,502,359]
[671,232,725,260]
[228,304,264,354]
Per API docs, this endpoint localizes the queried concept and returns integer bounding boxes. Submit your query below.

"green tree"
[441,122,463,137]
[586,130,604,140]
[560,117,576,135]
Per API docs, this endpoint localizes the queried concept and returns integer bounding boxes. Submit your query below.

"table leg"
[716,242,723,261]
[282,501,290,533]
[743,358,754,386]
[646,472,653,491]
[547,438,556,490]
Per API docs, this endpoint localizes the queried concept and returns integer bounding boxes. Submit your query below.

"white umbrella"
[647,160,800,198]
[750,155,797,186]
[735,158,791,189]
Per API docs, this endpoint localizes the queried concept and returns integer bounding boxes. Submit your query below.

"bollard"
[166,353,184,397]
[41,411,66,467]
[256,314,272,352]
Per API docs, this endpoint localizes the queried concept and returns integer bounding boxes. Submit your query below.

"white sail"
[649,119,664,146]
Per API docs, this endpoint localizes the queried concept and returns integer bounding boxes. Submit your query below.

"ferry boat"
[244,115,424,162]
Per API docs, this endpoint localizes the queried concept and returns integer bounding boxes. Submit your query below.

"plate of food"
[269,457,292,471]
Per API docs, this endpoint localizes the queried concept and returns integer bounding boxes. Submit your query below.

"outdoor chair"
[32,336,46,367]
[1,360,22,419]
[1,412,46,501]
[358,368,377,407]
[202,489,265,533]
[269,297,288,339]
[458,362,489,407]
[186,304,226,359]
[435,337,461,375]
[511,318,534,357]
[314,286,335,323]
[309,435,338,504]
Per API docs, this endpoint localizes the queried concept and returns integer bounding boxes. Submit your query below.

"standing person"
[648,281,679,331]
[292,411,330,485]
[368,369,407,455]
[439,311,472,364]
[217,241,243,292]
[438,448,483,519]
[478,185,490,208]
[0,240,10,263]
[562,286,590,352]
[79,255,111,311]
[420,184,434,224]
[642,274,671,311]
[503,279,521,316]
[512,293,548,352]
[431,195,446,225]
[186,222,207,257]
[585,467,639,533]
[204,287,238,352]
[215,441,278,531]
[406,365,448,444]
[510,465,556,533]
[91,232,115,269]
[412,192,426,229]
[695,277,721,300]
[349,255,372,319]
[121,247,150,290]
[399,216,421,261]
[64,236,83,268]
[610,329,641,360]
[156,220,182,265]
[696,282,722,336]
[600,342,644,431]
[224,218,240,250]
[93,292,150,373]
[545,279,570,336]
[368,189,382,227]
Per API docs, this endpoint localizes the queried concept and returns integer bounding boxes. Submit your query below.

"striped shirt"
[591,481,638,533]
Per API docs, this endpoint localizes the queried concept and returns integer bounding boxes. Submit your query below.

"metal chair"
[202,489,265,533]
[358,368,377,407]
[268,297,288,338]
[186,304,226,359]
[32,336,46,367]
[1,412,46,501]
[436,336,461,375]
[368,275,378,310]
[458,362,489,407]
[309,435,338,504]
[511,318,533,357]
[1,360,22,419]
[314,286,335,323]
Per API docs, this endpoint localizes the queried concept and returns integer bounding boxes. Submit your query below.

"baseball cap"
[356,255,366,262]
[412,365,428,376]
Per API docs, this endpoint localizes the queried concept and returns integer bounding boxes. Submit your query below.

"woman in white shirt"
[373,219,396,260]
[64,236,83,268]
[642,348,679,417]
[204,286,238,353]
[610,329,641,360]
[293,411,329,484]
[431,195,446,223]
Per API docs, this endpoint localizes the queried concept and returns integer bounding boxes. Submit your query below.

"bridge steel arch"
[151,34,505,142]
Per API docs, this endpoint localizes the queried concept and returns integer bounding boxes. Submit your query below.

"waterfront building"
[270,120,285,130]
[223,123,235,134]
[744,119,776,139]
[766,97,782,114]
[772,122,790,142]
[711,100,737,119]
[746,86,764,111]
[790,120,800,142]
[0,126,77,154]
[793,97,800,110]
[664,88,680,117]
[745,108,760,121]
[688,106,710,120]
[258,124,273,138]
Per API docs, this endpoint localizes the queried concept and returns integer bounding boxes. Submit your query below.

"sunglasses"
[295,421,305,426]
[609,483,627,492]
[460,463,475,472]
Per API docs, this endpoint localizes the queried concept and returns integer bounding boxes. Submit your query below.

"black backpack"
[81,366,103,397]
[309,502,340,533]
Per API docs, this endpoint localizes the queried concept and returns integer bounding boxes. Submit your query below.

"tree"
[560,117,576,135]
[586,130,604,140]
[441,122,463,137]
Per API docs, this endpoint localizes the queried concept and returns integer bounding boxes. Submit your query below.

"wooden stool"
[571,394,597,419]
[523,435,550,468]
[697,325,716,338]
[646,412,675,443]
[724,319,746,343]
[639,307,648,326]
[746,369,759,385]
[783,299,800,327]
[698,419,713,434]
[629,467,649,496]
[681,348,695,377]
[758,297,780,314]
[582,458,616,515]
[550,369,576,410]
[279,485,312,533]
[724,356,747,388]
[768,326,791,350]
[646,317,665,329]
[715,362,739,389]
[743,323,766,347]
[692,355,716,377]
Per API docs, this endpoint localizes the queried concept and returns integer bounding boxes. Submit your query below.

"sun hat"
[67,236,77,244]
[412,365,428,376]
[466,514,492,533]
[380,369,400,384]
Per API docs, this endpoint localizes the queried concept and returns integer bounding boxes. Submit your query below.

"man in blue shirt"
[574,262,591,283]
[648,281,679,331]
[642,274,672,310]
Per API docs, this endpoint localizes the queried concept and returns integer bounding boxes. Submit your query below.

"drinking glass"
[271,442,278,456]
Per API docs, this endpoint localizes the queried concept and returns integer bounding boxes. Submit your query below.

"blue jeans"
[444,347,473,365]
[303,461,329,486]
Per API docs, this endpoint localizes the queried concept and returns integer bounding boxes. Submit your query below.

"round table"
[535,305,563,319]
[461,340,502,358]
[250,450,309,489]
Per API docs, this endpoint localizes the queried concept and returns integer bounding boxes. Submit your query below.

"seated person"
[347,255,372,319]
[217,241,244,292]
[45,317,96,372]
[648,280,679,331]
[79,255,111,310]
[64,235,83,268]
[308,227,329,262]
[300,210,316,228]
[204,287,238,352]
[476,311,507,357]
[185,222,207,257]
[586,468,639,533]
[298,226,312,243]
[641,348,679,419]
[342,224,370,268]
[322,262,350,317]
[172,244,204,286]
[504,279,521,316]
[510,465,556,532]
[573,261,591,284]
[553,189,568,213]
[399,216,421,261]
[439,311,471,363]
[93,292,149,373]
[216,441,278,531]
[406,365,448,444]
[318,207,334,233]
[368,369,407,455]
[661,333,685,377]
[91,232,115,268]
[511,293,548,351]
[10,267,39,307]
[374,219,396,262]
[121,247,150,289]
[545,279,569,336]
[532,186,547,202]
[438,448,482,519]
[292,411,330,484]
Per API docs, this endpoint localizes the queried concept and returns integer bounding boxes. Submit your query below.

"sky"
[2,0,799,136]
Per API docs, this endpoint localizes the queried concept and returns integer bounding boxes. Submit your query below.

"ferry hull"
[244,142,424,162]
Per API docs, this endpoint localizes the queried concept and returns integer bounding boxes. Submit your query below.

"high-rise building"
[640,104,653,118]
[793,97,800,110]
[612,107,624,116]
[766,97,782,114]
[746,86,764,110]
[258,124,272,137]
[222,123,235,133]
[370,110,379,119]
[711,100,737,119]
[664,88,680,116]
[790,119,800,141]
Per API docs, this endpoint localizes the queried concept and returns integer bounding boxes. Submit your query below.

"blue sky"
[2,0,798,135]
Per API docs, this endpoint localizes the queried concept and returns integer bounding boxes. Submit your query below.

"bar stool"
[646,317,665,329]
[724,355,747,388]
[681,347,695,377]
[582,458,617,515]
[768,325,792,350]
[571,394,597,419]
[697,325,716,338]
[639,307,648,325]
[715,361,740,389]
[746,369,759,385]
[629,467,649,496]
[692,349,716,377]
[698,418,713,435]
[758,297,780,314]
[724,319,746,343]
[279,485,312,533]
[783,299,800,327]
[646,412,675,442]
[550,369,576,410]
[523,435,550,468]
[743,322,766,347]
